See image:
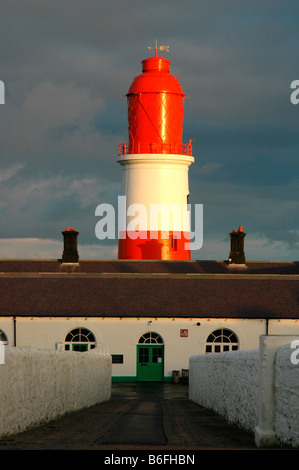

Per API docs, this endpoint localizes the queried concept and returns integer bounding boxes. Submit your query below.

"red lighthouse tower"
[118,44,194,260]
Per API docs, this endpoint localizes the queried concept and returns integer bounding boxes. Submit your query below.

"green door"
[137,345,164,381]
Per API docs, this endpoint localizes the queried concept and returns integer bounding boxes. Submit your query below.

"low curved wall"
[189,335,299,448]
[275,343,299,447]
[0,346,112,439]
[189,349,259,433]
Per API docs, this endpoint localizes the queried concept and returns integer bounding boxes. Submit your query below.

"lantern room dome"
[127,55,185,96]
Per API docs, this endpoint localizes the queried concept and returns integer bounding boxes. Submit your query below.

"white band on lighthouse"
[118,153,194,233]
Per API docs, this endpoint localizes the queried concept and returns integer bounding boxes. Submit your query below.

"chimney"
[62,228,79,263]
[228,226,246,265]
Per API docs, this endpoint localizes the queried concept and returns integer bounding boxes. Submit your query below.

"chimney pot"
[229,227,246,265]
[62,228,79,263]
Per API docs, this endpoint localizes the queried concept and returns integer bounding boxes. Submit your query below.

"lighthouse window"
[205,328,239,353]
[170,236,177,251]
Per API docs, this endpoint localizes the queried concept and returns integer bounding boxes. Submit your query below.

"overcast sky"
[0,0,298,261]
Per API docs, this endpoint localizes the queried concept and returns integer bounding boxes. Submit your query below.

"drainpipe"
[265,318,269,335]
[13,316,16,346]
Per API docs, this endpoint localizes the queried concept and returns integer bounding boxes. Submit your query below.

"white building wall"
[0,316,274,380]
[267,319,299,335]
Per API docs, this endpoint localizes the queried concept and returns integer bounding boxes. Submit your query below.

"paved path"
[0,382,257,451]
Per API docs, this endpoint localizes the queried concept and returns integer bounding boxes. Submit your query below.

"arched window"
[64,327,96,352]
[0,329,8,345]
[138,332,163,344]
[205,328,239,353]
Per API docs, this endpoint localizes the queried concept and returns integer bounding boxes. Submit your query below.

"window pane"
[112,354,123,364]
[205,329,239,352]
[80,328,95,342]
[213,329,222,337]
[152,348,163,363]
[138,332,163,344]
[0,331,7,343]
[139,348,149,363]
[65,328,95,344]
[206,334,214,343]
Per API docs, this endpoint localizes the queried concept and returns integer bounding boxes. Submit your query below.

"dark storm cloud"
[0,0,298,259]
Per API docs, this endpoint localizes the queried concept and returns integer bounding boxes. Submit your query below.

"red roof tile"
[0,271,298,319]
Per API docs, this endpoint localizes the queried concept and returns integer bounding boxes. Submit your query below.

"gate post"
[255,334,299,448]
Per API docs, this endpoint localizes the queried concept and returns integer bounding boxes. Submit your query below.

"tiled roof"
[0,259,298,319]
[0,259,298,274]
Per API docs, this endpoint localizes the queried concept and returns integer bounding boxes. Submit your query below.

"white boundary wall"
[189,348,260,433]
[0,345,112,439]
[275,343,299,447]
[189,335,299,448]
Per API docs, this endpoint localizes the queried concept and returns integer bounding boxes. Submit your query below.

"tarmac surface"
[0,382,261,452]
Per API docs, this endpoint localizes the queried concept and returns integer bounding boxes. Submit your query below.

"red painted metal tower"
[118,45,194,260]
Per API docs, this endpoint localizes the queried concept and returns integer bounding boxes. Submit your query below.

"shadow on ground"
[0,382,258,450]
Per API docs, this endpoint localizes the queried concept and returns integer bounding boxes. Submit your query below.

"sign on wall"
[180,329,188,337]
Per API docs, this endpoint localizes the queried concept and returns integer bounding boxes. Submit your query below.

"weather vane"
[147,39,170,56]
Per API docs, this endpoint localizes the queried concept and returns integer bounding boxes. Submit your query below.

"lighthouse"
[118,44,194,260]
